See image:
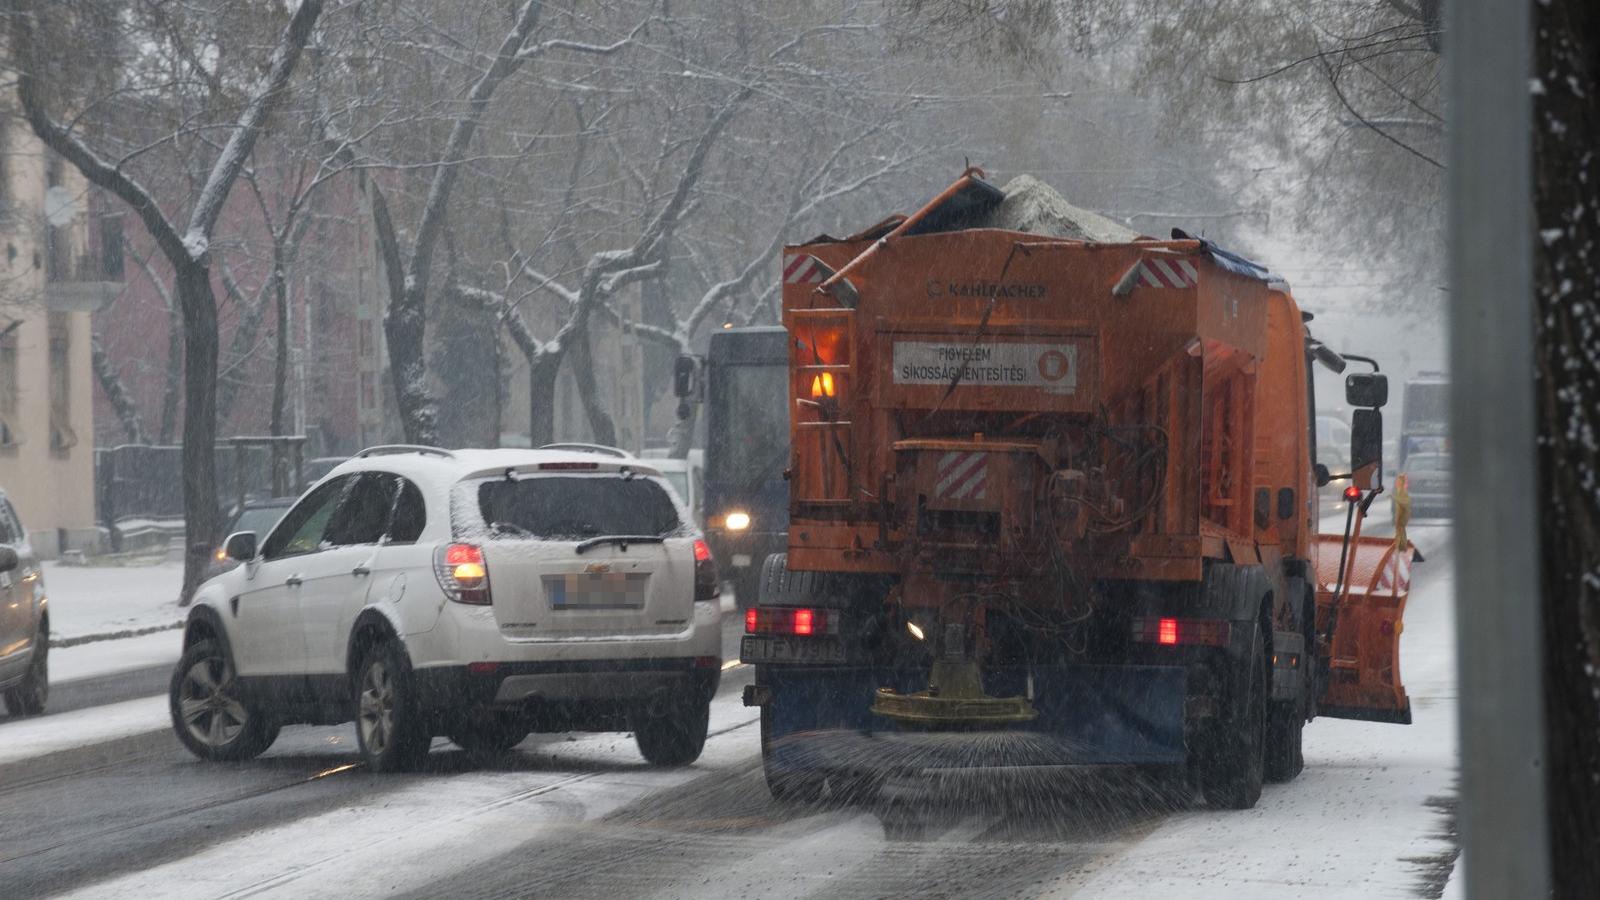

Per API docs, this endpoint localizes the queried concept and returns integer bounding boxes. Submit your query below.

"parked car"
[1404,452,1453,518]
[0,489,47,716]
[302,456,350,485]
[172,445,721,771]
[206,497,296,579]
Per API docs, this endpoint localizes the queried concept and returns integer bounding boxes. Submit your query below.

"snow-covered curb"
[0,695,170,767]
[52,620,183,648]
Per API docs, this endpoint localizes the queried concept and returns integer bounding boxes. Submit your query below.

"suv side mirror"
[673,355,697,399]
[0,546,17,573]
[1346,372,1389,408]
[223,531,258,562]
[1351,408,1384,490]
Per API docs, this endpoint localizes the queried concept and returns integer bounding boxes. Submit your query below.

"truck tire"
[1197,626,1267,809]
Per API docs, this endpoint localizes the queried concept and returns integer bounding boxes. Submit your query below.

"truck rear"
[740,170,1415,809]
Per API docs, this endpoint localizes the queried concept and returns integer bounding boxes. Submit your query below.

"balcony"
[44,215,123,313]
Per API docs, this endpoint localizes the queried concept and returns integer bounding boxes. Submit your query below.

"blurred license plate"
[732,554,753,568]
[546,573,648,610]
[740,635,845,664]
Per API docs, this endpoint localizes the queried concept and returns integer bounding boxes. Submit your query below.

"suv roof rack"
[538,442,631,459]
[355,444,456,460]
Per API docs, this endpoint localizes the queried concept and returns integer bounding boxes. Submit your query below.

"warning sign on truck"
[892,341,1079,394]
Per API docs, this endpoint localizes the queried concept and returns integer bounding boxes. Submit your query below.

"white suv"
[169,445,722,771]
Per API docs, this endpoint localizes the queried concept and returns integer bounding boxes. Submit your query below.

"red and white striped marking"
[935,450,989,501]
[783,254,831,285]
[1373,553,1412,595]
[1137,257,1200,289]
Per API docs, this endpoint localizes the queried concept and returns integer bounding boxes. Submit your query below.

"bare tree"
[8,0,325,601]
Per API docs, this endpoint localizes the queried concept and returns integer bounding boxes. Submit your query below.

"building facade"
[0,121,117,556]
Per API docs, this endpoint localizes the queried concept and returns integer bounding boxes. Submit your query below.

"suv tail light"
[435,543,491,605]
[693,539,719,603]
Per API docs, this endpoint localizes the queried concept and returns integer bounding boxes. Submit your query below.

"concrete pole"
[1446,1,1549,896]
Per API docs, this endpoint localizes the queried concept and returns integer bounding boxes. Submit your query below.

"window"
[0,500,18,545]
[0,322,18,448]
[48,313,75,457]
[261,476,349,559]
[323,473,396,547]
[387,479,426,543]
[475,475,682,540]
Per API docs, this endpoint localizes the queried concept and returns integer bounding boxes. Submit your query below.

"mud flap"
[1314,535,1414,724]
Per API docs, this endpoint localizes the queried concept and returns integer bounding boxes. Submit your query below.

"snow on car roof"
[322,446,664,493]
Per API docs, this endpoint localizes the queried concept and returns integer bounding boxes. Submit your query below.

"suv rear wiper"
[574,535,666,555]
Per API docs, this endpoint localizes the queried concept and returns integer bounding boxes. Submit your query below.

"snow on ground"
[1055,522,1458,899]
[0,695,169,767]
[50,684,765,900]
[43,560,184,641]
[54,629,182,684]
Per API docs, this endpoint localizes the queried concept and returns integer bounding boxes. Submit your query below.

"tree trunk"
[176,261,221,605]
[528,354,560,447]
[90,335,147,444]
[269,251,290,494]
[1535,0,1600,893]
[569,325,618,447]
[158,296,183,444]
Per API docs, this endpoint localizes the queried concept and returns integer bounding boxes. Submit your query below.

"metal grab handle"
[352,565,371,577]
[286,575,303,587]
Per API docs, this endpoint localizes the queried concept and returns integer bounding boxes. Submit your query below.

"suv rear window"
[476,475,682,540]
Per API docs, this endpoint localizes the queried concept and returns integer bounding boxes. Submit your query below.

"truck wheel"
[354,640,431,773]
[1264,698,1305,782]
[634,695,710,766]
[1198,626,1267,809]
[170,639,280,762]
[760,705,824,802]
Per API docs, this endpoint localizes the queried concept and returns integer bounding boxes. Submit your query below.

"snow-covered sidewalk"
[43,559,184,643]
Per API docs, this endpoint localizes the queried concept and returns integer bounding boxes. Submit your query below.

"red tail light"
[745,606,837,636]
[693,539,718,602]
[435,543,491,605]
[1132,616,1230,647]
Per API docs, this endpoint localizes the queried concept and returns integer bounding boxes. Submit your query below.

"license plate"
[545,573,648,610]
[732,554,753,568]
[740,635,845,665]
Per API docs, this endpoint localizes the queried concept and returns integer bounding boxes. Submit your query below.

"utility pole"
[1446,1,1549,897]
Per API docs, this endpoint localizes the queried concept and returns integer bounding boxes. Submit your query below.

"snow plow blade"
[1315,534,1415,724]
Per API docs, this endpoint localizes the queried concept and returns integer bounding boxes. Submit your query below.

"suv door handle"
[286,575,303,587]
[352,565,371,577]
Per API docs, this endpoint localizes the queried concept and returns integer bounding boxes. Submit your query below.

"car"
[206,496,296,579]
[170,445,722,771]
[646,455,704,528]
[1404,451,1452,518]
[0,489,47,717]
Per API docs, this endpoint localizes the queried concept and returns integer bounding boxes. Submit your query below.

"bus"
[1399,373,1450,471]
[700,327,790,606]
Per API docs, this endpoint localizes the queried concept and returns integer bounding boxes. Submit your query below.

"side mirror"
[223,531,258,562]
[0,546,17,573]
[673,355,697,399]
[1351,408,1384,490]
[1346,372,1389,409]
[1314,462,1333,488]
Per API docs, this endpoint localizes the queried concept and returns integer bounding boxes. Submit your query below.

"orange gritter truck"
[739,168,1417,810]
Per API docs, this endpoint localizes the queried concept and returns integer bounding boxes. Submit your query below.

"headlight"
[724,511,751,531]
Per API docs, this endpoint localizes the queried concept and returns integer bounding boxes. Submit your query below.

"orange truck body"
[775,172,1411,726]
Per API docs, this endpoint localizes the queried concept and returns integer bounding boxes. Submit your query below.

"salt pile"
[972,175,1139,242]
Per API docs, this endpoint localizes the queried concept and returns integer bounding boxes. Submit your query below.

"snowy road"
[0,524,1457,900]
